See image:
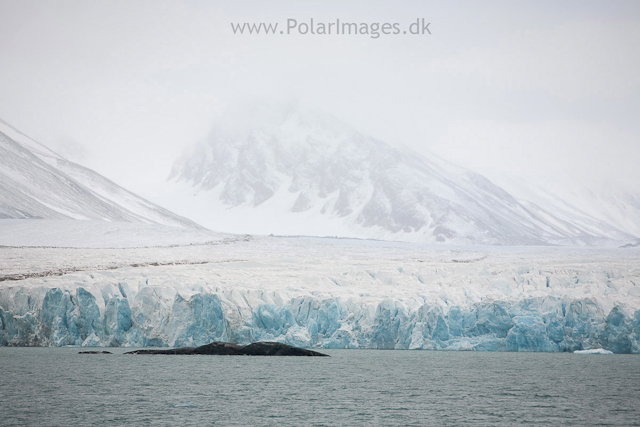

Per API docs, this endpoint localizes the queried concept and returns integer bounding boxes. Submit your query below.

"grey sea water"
[1,348,638,426]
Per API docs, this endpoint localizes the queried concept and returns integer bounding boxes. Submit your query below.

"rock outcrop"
[125,341,329,357]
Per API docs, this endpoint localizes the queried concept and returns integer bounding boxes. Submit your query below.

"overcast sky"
[1,0,638,198]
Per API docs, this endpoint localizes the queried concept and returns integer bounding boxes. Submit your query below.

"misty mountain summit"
[167,104,636,245]
[2,107,636,246]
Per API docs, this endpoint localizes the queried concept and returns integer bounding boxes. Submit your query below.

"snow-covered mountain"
[0,119,202,229]
[166,103,637,245]
[491,173,640,243]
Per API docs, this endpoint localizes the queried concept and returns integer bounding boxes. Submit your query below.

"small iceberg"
[177,402,199,408]
[574,348,614,355]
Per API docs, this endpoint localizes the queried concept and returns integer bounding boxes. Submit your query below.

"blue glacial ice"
[1,285,639,353]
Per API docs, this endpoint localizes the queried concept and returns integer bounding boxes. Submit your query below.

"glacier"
[1,284,639,352]
[1,235,639,353]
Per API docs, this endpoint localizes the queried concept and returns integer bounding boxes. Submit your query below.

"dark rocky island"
[125,341,330,357]
[78,351,112,354]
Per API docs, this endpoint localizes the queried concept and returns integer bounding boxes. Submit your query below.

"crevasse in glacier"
[1,285,639,352]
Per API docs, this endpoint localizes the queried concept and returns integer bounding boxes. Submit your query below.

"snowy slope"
[0,219,233,249]
[1,237,639,351]
[166,103,635,245]
[492,173,640,241]
[0,119,202,229]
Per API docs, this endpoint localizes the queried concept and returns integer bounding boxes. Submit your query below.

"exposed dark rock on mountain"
[168,103,637,244]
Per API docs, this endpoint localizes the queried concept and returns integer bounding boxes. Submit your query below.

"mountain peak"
[165,104,636,245]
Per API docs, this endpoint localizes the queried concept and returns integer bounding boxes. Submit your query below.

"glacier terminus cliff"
[1,235,639,353]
